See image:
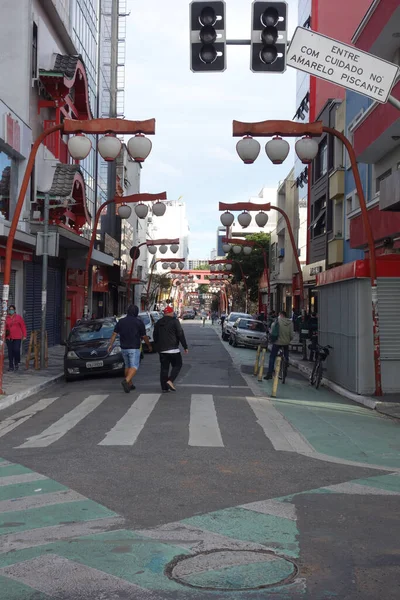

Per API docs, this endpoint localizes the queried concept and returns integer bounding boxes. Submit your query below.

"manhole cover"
[166,549,298,591]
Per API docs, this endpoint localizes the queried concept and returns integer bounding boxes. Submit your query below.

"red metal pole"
[324,126,382,396]
[0,124,63,394]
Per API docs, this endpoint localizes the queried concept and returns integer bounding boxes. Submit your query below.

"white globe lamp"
[178,262,184,269]
[152,201,166,217]
[170,262,177,269]
[236,136,261,164]
[243,246,253,256]
[265,136,290,165]
[98,134,121,161]
[67,134,92,160]
[222,243,231,253]
[295,136,319,164]
[255,212,269,227]
[170,244,179,254]
[232,245,242,255]
[147,245,157,255]
[117,204,132,219]
[237,211,252,229]
[162,262,170,270]
[159,245,168,254]
[127,133,152,162]
[220,211,234,227]
[225,264,232,271]
[135,203,148,219]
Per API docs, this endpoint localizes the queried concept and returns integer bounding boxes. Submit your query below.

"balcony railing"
[380,170,400,212]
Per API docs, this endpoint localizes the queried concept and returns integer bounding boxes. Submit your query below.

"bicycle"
[310,344,333,389]
[277,346,289,384]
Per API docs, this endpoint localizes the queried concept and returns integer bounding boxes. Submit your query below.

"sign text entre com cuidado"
[287,27,399,104]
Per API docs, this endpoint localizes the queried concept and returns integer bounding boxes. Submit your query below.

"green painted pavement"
[0,478,68,502]
[0,499,117,535]
[346,473,400,493]
[0,574,51,600]
[0,464,35,477]
[230,343,400,469]
[182,507,300,558]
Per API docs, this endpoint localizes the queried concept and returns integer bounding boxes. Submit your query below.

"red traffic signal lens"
[200,24,217,44]
[200,44,217,64]
[261,25,278,45]
[199,6,217,26]
[260,45,278,64]
[261,7,279,27]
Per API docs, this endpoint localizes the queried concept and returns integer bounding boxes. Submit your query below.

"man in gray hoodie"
[264,310,294,380]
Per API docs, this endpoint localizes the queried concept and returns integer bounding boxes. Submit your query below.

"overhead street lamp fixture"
[146,257,185,309]
[231,117,382,397]
[0,116,156,395]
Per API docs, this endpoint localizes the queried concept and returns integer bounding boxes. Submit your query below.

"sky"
[124,0,300,258]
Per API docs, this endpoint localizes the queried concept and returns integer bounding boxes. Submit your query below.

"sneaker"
[121,380,131,393]
[166,381,176,392]
[263,373,272,380]
[162,389,170,394]
[130,383,136,391]
[8,367,14,372]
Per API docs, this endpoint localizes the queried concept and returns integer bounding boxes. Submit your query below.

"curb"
[0,373,64,411]
[289,357,379,409]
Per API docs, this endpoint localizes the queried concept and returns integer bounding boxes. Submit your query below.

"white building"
[146,199,189,273]
[188,259,209,270]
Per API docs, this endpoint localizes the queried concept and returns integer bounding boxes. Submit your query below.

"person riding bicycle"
[264,310,294,380]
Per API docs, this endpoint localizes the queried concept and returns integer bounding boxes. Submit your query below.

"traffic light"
[251,1,288,73]
[190,1,226,72]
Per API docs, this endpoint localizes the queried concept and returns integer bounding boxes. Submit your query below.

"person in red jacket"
[5,305,27,371]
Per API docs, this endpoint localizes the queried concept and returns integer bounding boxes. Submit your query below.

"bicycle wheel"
[315,362,323,389]
[310,360,318,386]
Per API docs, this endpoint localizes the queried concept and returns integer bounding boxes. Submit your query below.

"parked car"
[150,311,162,323]
[182,311,195,320]
[222,312,251,341]
[63,318,123,381]
[138,311,155,344]
[229,318,267,348]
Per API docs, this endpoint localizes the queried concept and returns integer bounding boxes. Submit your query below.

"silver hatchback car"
[229,318,267,348]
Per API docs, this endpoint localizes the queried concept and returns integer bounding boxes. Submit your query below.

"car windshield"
[139,314,151,326]
[69,322,115,343]
[237,320,265,332]
[229,313,248,322]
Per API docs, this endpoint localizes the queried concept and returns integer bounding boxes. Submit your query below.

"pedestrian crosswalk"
[0,392,312,452]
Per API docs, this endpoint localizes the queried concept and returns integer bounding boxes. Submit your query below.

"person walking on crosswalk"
[153,306,188,393]
[108,305,152,393]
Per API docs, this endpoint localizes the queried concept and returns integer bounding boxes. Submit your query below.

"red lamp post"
[209,260,248,312]
[0,117,155,394]
[126,238,180,303]
[232,118,382,397]
[84,192,167,318]
[146,258,185,309]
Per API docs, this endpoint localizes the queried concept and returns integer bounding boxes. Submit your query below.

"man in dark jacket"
[108,304,152,393]
[153,306,188,393]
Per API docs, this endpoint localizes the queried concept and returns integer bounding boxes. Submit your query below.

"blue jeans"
[7,339,21,369]
[268,344,289,375]
[121,348,141,370]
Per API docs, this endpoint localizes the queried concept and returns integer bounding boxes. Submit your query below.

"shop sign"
[310,266,323,276]
[303,260,326,283]
[104,233,119,259]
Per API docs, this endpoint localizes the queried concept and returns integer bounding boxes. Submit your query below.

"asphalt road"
[0,320,399,599]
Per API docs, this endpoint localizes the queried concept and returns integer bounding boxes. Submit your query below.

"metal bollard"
[271,355,281,398]
[254,345,261,376]
[257,348,266,381]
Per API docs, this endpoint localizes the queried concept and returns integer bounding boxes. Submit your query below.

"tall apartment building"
[0,0,127,344]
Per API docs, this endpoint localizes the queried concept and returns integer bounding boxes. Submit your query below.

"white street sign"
[287,27,399,103]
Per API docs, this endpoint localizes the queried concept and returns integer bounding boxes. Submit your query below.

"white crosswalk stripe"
[99,394,160,446]
[17,395,109,448]
[0,392,301,451]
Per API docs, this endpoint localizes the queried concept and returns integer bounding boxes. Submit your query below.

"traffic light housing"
[251,1,287,73]
[190,1,226,72]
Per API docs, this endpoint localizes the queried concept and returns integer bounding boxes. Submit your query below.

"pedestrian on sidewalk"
[298,311,310,361]
[108,304,152,393]
[153,306,188,393]
[5,305,27,372]
[264,310,294,380]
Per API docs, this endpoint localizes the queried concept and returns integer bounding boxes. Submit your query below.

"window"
[0,151,13,220]
[32,22,38,79]
[376,168,392,193]
[315,140,328,180]
[311,197,326,238]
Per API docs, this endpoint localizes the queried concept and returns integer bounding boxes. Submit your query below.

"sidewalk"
[0,346,64,410]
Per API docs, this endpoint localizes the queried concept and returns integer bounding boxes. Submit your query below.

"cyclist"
[264,310,294,380]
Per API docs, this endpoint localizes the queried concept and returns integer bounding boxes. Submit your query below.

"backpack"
[270,319,279,343]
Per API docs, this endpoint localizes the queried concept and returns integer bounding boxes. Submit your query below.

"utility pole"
[40,193,49,369]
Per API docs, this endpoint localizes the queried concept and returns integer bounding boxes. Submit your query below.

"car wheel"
[64,370,76,383]
[232,337,238,347]
[228,336,233,346]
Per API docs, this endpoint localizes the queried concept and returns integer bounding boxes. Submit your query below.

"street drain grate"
[165,548,298,591]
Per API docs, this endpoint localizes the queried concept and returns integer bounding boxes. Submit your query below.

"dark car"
[63,318,124,381]
[182,311,195,320]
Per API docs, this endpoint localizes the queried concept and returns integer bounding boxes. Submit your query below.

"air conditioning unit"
[278,248,285,258]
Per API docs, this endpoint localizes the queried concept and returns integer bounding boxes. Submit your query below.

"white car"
[222,312,251,341]
[138,311,155,344]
